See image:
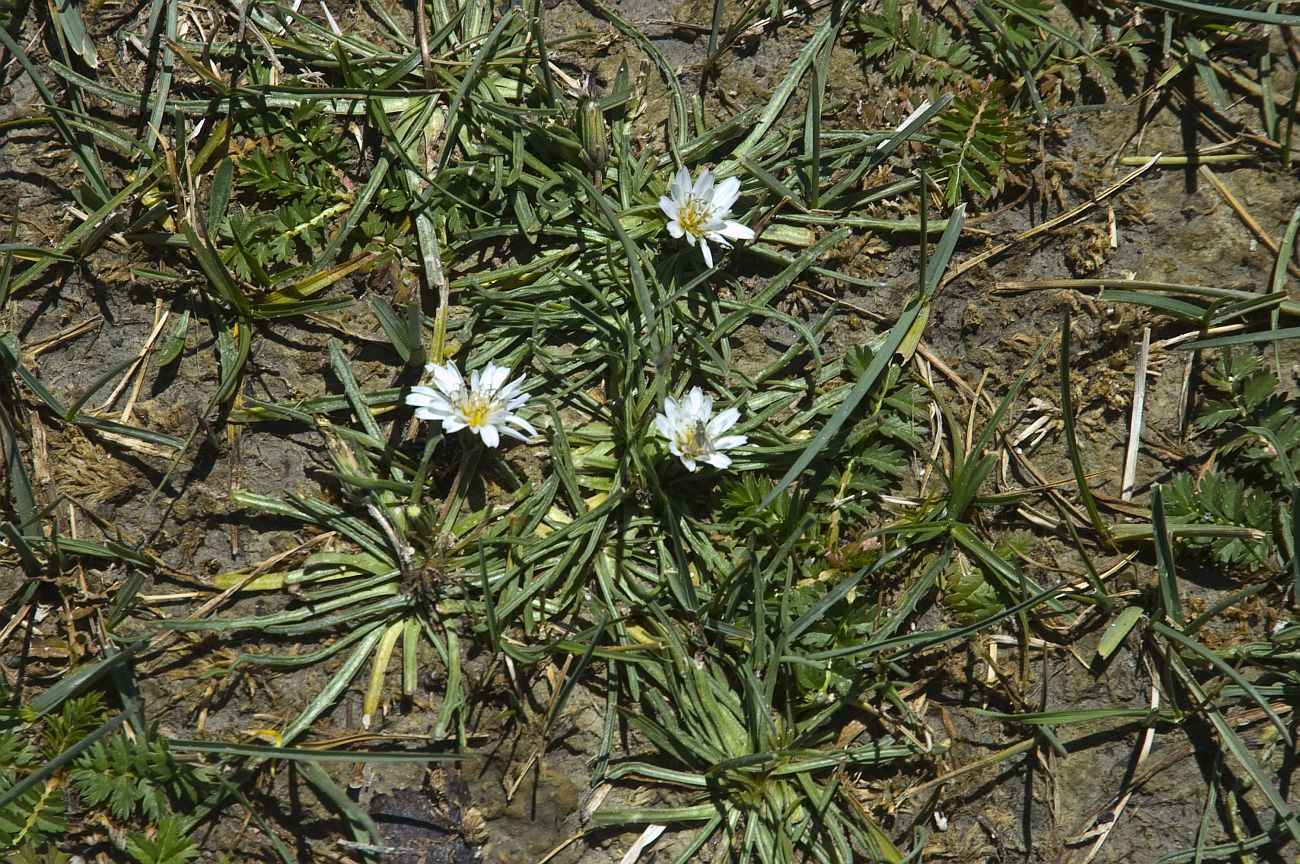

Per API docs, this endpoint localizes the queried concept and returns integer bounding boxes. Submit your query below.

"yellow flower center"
[457,391,494,429]
[677,197,711,237]
[676,420,713,459]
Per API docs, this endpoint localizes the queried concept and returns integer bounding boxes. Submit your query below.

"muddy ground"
[2,0,1298,862]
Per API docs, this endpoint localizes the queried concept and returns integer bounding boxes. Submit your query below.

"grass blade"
[761,207,965,508]
[1151,620,1291,746]
[1151,485,1183,627]
[1059,308,1111,542]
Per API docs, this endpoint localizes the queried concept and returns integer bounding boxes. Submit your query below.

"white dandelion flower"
[658,166,755,268]
[654,386,748,472]
[406,360,537,448]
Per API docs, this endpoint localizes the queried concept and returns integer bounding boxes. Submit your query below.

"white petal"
[708,407,741,437]
[718,220,754,241]
[479,425,501,448]
[658,195,680,220]
[409,389,455,418]
[669,166,692,201]
[430,362,463,395]
[683,388,706,419]
[508,415,538,438]
[712,176,741,212]
[666,220,685,239]
[713,434,748,451]
[691,169,714,200]
[413,405,451,422]
[504,371,527,395]
[442,418,468,433]
[481,363,511,392]
[508,373,530,394]
[414,400,455,419]
[703,452,733,470]
[406,387,436,408]
[654,413,674,440]
[679,454,700,472]
[700,240,714,268]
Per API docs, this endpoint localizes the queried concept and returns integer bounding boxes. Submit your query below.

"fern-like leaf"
[9,841,72,864]
[929,90,1027,205]
[1163,473,1275,571]
[0,777,66,848]
[40,693,105,758]
[126,815,199,864]
[71,730,213,824]
[854,0,978,87]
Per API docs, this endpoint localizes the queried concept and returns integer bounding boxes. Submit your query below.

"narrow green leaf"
[1184,36,1227,111]
[139,0,176,153]
[970,706,1175,725]
[208,157,233,229]
[1153,620,1291,746]
[328,339,383,441]
[181,222,251,318]
[1177,327,1300,350]
[761,207,965,509]
[0,26,109,202]
[296,760,384,852]
[0,395,35,524]
[568,168,662,360]
[1097,606,1145,660]
[62,354,140,420]
[1059,308,1111,542]
[1162,649,1300,845]
[545,617,607,738]
[1151,485,1183,626]
[1140,0,1300,25]
[280,626,385,743]
[156,308,190,367]
[0,333,68,414]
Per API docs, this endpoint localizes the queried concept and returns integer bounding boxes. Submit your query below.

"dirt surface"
[3,0,1299,862]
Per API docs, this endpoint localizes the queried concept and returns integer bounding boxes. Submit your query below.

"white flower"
[654,386,748,472]
[658,166,755,268]
[405,360,537,448]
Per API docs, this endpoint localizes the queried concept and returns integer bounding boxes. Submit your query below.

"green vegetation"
[1,0,1298,861]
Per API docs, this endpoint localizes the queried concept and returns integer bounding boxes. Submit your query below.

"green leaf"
[155,309,190,368]
[761,206,965,508]
[126,815,198,864]
[1097,606,1145,660]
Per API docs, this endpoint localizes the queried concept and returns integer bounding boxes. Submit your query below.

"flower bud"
[576,97,609,173]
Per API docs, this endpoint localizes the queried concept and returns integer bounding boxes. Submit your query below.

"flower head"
[654,387,748,472]
[406,360,537,448]
[658,167,755,268]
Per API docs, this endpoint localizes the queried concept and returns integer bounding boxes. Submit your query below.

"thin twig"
[1197,164,1300,279]
[1120,327,1150,501]
[940,154,1163,292]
